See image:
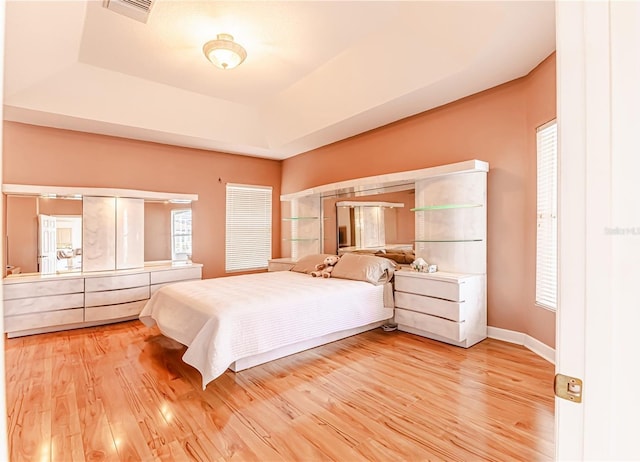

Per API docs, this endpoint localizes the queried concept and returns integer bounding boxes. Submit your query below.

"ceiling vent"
[103,0,153,23]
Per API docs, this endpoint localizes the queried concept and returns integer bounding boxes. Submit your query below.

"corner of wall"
[488,326,555,364]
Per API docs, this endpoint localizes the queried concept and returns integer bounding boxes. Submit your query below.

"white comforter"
[139,271,392,388]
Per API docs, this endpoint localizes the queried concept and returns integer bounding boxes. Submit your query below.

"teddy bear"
[310,255,340,278]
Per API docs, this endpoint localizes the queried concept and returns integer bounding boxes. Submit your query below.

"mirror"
[323,189,415,254]
[4,195,193,276]
[337,202,393,249]
[5,195,84,275]
[144,201,193,262]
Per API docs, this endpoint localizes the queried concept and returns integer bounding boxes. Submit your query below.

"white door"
[38,214,57,274]
[556,1,640,459]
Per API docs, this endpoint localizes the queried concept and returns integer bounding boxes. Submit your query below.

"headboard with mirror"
[323,188,416,255]
[281,159,488,270]
[3,184,197,277]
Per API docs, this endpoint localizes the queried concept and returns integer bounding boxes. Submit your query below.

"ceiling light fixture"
[202,34,247,70]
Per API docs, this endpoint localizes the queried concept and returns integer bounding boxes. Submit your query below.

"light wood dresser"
[3,262,202,338]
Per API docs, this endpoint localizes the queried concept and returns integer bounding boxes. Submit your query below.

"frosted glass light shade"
[203,33,247,70]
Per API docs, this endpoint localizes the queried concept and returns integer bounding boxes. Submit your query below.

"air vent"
[103,0,153,23]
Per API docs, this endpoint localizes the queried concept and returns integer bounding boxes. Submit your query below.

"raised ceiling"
[3,1,555,160]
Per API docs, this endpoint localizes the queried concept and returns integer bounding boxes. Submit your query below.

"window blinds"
[536,121,558,310]
[225,184,272,272]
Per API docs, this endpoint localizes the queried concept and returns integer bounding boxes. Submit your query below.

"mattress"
[139,271,393,387]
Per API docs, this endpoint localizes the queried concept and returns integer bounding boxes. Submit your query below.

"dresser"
[3,262,202,338]
[393,269,486,348]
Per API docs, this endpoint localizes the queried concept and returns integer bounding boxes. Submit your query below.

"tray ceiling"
[3,1,555,160]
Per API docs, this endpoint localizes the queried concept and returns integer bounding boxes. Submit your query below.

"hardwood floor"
[5,321,555,461]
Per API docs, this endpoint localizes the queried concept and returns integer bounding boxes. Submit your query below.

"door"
[556,1,640,459]
[38,214,57,274]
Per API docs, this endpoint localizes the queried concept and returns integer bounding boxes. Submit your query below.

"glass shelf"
[414,239,484,243]
[282,216,319,221]
[411,204,482,211]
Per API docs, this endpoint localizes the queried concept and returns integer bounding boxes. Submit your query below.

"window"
[225,184,272,272]
[171,209,192,261]
[536,120,558,310]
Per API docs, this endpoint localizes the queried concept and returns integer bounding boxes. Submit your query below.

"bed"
[139,253,396,388]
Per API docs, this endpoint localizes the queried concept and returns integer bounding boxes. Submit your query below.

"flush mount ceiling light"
[202,33,247,70]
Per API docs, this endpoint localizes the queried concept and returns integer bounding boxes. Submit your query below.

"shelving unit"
[413,172,487,274]
[396,168,488,348]
[282,195,322,260]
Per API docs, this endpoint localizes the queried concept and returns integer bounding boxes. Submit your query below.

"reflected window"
[171,209,192,261]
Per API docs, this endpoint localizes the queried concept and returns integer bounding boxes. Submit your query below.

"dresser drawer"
[394,275,463,302]
[85,286,149,308]
[85,273,149,292]
[394,291,465,322]
[4,293,85,316]
[150,267,202,285]
[4,278,84,300]
[85,300,147,322]
[395,308,466,342]
[5,308,84,332]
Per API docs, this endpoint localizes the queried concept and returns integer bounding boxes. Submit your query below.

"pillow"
[331,252,397,285]
[290,253,337,274]
[375,249,415,264]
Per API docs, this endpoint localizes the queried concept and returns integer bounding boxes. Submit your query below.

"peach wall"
[281,54,557,348]
[2,123,282,279]
[5,196,37,273]
[39,197,83,215]
[524,54,557,348]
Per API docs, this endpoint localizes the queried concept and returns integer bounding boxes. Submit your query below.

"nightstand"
[393,269,486,348]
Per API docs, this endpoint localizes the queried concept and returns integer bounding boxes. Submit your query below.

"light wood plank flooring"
[5,321,555,461]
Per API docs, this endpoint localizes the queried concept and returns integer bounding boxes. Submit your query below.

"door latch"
[554,373,583,403]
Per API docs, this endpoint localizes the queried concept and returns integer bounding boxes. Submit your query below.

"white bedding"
[139,271,393,388]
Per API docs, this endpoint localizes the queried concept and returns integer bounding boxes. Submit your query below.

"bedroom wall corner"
[524,53,557,349]
[487,326,555,364]
[281,53,557,349]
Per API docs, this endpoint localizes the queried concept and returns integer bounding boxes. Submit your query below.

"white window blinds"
[536,120,558,310]
[225,184,272,272]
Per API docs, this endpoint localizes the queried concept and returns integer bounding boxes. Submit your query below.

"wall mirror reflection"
[322,188,416,255]
[4,195,194,277]
[6,195,83,275]
[144,200,193,262]
[337,201,399,249]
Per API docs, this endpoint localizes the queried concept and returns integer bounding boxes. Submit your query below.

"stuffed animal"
[311,255,340,278]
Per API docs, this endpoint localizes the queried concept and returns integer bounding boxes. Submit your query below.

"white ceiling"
[3,1,555,160]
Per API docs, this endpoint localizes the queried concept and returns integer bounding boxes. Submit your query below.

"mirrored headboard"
[334,197,412,253]
[281,159,489,259]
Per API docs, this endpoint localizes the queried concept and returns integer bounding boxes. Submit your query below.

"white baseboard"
[487,326,555,364]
